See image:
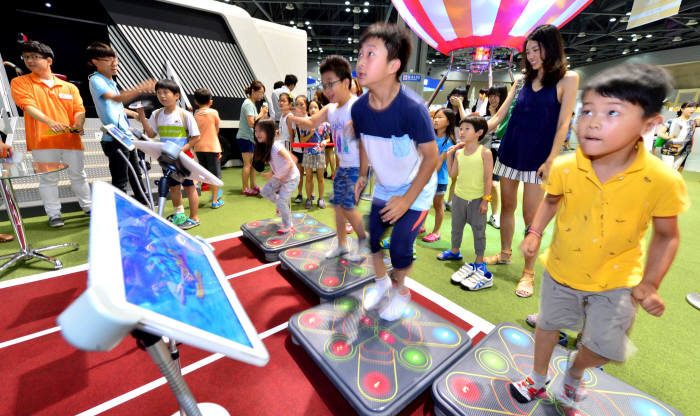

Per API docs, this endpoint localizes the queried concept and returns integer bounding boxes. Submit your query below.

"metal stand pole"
[426,51,454,108]
[133,330,201,416]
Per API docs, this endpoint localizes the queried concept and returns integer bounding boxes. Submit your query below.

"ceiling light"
[289,20,294,25]
[626,12,631,16]
[363,8,369,13]
[622,49,629,54]
[609,17,616,22]
[617,37,623,41]
[348,37,352,41]
[353,23,360,29]
[45,2,51,7]
[673,36,682,42]
[297,22,303,27]
[634,48,639,52]
[345,0,349,4]
[307,26,312,30]
[353,6,361,13]
[353,49,358,53]
[688,19,698,26]
[589,46,597,52]
[285,3,294,10]
[364,1,369,5]
[566,56,570,59]
[305,21,310,25]
[349,57,353,61]
[577,32,586,37]
[353,38,359,43]
[620,16,629,22]
[567,64,570,68]
[346,8,350,12]
[586,57,593,62]
[645,34,652,38]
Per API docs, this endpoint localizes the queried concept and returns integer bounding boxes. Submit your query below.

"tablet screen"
[103,125,135,151]
[116,193,252,348]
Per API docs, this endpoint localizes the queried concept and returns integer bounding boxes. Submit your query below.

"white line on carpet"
[75,322,289,416]
[0,326,62,350]
[0,232,244,290]
[405,277,495,335]
[0,262,279,349]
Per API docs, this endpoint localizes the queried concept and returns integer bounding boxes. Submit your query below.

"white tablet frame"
[82,181,268,366]
[101,124,136,151]
[133,141,224,186]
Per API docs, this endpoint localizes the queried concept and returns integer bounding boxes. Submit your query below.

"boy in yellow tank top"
[443,115,494,290]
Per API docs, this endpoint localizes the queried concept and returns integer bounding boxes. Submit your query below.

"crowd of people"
[2,19,693,414]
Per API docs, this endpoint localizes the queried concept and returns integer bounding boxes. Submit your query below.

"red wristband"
[527,228,543,239]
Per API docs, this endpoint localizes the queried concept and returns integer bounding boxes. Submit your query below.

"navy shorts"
[237,138,255,153]
[436,183,448,195]
[330,167,359,209]
[166,176,195,188]
[369,200,427,269]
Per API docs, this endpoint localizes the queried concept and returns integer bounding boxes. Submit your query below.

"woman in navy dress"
[484,25,579,298]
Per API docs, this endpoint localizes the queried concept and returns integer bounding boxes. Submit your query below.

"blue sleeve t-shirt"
[351,86,437,211]
[89,72,133,142]
[436,136,453,185]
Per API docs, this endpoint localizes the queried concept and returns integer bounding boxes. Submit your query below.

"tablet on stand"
[58,182,268,415]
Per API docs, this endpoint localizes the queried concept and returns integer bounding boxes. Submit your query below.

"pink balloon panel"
[392,0,594,54]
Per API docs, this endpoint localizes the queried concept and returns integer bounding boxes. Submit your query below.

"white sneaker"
[363,278,390,310]
[451,263,477,284]
[489,214,501,229]
[325,245,349,259]
[379,289,411,321]
[346,238,367,262]
[461,266,493,290]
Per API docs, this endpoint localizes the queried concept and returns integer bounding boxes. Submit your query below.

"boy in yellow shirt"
[510,64,689,412]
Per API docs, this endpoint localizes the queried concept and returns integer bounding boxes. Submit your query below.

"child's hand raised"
[632,282,665,317]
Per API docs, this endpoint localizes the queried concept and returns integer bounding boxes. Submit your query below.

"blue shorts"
[369,200,427,269]
[167,176,194,188]
[237,138,255,153]
[330,166,359,209]
[436,183,448,195]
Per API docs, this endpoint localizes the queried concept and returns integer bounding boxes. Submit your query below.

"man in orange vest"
[11,41,91,228]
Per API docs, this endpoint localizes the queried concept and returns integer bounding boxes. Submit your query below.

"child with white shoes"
[442,115,494,290]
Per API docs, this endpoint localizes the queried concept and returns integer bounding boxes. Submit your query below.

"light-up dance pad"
[279,236,392,300]
[432,323,681,416]
[240,213,336,261]
[288,285,472,415]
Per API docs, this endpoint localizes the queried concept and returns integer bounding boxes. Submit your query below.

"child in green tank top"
[440,115,494,291]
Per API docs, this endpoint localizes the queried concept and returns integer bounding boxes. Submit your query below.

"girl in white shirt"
[255,118,300,234]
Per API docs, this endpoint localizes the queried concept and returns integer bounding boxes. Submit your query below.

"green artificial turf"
[1,167,698,414]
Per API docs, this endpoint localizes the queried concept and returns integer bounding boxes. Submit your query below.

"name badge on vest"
[58,93,73,100]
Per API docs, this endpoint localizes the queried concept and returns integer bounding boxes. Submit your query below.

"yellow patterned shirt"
[540,144,689,291]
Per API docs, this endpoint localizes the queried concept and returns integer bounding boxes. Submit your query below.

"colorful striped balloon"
[392,0,594,54]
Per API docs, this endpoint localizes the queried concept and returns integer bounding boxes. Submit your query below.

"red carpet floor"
[0,234,489,416]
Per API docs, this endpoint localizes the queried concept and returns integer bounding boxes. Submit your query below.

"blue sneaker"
[211,199,225,209]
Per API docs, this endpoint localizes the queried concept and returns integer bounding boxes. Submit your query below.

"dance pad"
[288,285,472,416]
[240,213,336,261]
[279,236,393,299]
[432,322,681,416]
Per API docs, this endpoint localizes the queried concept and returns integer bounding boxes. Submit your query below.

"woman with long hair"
[237,80,267,195]
[484,24,579,298]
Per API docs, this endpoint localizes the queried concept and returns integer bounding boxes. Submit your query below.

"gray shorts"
[539,270,637,362]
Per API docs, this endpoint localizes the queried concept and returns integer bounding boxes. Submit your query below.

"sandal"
[178,218,200,230]
[515,269,535,298]
[437,250,462,261]
[422,233,440,243]
[484,249,512,265]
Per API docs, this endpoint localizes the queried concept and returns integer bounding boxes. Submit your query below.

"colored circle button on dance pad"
[431,323,682,416]
[288,286,472,415]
